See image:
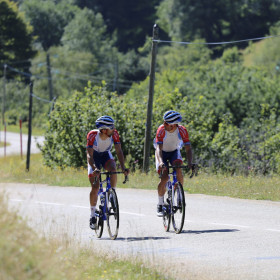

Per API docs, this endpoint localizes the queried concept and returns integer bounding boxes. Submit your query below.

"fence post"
[20,119,23,159]
[4,122,6,157]
[143,24,159,173]
[2,64,7,125]
[26,82,33,171]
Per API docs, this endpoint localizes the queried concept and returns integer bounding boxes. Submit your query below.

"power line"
[6,64,134,88]
[153,34,280,46]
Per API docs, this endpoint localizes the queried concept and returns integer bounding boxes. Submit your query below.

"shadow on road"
[182,229,240,234]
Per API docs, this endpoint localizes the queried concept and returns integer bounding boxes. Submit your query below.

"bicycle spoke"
[162,202,171,232]
[172,182,185,233]
[95,203,104,238]
[106,188,119,240]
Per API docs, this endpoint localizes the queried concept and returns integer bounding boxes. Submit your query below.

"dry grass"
[0,193,169,280]
[0,154,279,201]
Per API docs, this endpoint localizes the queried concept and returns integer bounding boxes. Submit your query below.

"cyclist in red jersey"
[86,116,129,230]
[154,110,192,216]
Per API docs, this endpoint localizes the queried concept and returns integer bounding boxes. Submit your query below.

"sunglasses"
[164,122,176,126]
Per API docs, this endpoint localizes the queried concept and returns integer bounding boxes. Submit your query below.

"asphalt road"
[0,131,44,157]
[1,183,280,280]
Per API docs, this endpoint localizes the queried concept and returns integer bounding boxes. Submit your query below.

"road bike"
[94,171,128,240]
[161,164,198,234]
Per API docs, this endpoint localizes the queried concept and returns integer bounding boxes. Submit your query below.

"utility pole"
[46,53,54,101]
[143,24,159,173]
[26,82,33,171]
[113,59,119,93]
[2,64,7,125]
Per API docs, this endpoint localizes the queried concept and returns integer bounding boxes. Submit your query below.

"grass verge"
[0,154,279,201]
[0,124,45,136]
[0,193,169,280]
[0,141,11,148]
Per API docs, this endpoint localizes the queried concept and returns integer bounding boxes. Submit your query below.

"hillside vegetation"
[1,0,280,176]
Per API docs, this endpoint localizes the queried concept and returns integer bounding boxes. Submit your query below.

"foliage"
[156,0,280,55]
[20,0,77,51]
[0,0,36,78]
[62,8,115,60]
[42,56,280,175]
[243,21,280,73]
[41,84,147,168]
[89,0,163,52]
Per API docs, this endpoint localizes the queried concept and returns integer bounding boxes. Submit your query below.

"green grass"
[0,141,11,148]
[0,194,168,280]
[0,124,45,136]
[0,154,279,201]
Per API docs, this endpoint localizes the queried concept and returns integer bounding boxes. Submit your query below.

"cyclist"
[154,110,192,217]
[86,116,129,230]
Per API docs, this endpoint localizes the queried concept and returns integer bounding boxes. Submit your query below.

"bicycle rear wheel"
[106,188,119,240]
[162,202,171,232]
[172,182,185,234]
[95,198,104,238]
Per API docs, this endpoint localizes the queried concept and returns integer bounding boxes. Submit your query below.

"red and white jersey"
[155,125,190,152]
[86,129,121,152]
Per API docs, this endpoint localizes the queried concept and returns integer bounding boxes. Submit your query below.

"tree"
[20,0,77,51]
[88,0,162,52]
[156,0,280,53]
[62,8,114,59]
[0,0,35,78]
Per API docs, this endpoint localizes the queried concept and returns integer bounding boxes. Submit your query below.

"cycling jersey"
[155,125,190,152]
[87,129,121,152]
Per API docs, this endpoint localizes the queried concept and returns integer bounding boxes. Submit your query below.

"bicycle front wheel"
[172,182,185,234]
[106,188,119,240]
[162,202,171,232]
[95,202,104,238]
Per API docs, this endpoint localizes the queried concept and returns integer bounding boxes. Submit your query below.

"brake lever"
[189,163,198,179]
[123,175,129,184]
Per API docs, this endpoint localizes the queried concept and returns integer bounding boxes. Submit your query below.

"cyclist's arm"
[114,143,127,172]
[155,144,165,168]
[184,144,192,169]
[86,147,96,169]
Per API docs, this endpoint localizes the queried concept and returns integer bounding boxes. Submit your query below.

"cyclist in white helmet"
[154,110,192,217]
[86,116,129,230]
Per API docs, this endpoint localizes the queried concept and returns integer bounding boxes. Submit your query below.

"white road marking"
[120,211,145,217]
[266,228,280,233]
[70,205,88,209]
[9,198,280,231]
[35,201,64,206]
[10,199,24,202]
[9,198,145,217]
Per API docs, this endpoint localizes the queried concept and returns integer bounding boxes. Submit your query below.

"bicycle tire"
[162,202,171,232]
[106,188,119,240]
[172,182,185,234]
[95,198,104,238]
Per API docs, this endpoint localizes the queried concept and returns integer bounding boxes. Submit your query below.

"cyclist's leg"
[88,166,100,229]
[171,149,184,186]
[103,152,117,188]
[156,150,169,196]
[88,152,102,229]
[156,151,169,216]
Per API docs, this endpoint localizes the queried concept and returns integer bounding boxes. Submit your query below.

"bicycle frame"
[95,171,128,221]
[161,164,198,233]
[162,169,179,216]
[96,174,112,221]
